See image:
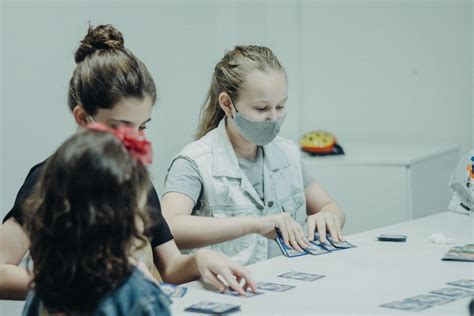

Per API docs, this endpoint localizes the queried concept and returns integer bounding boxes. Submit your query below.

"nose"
[265,108,278,121]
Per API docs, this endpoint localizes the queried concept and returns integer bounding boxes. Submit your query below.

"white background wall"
[1,0,472,221]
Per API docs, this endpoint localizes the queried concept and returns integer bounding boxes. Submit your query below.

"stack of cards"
[159,282,188,298]
[275,236,307,257]
[380,279,474,312]
[275,229,356,258]
[185,301,240,314]
[442,244,474,262]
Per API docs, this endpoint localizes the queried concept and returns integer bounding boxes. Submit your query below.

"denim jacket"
[169,119,307,265]
[22,267,171,316]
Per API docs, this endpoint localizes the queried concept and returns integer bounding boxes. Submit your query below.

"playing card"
[185,301,240,314]
[278,271,325,282]
[380,300,431,311]
[446,279,474,290]
[304,242,329,255]
[327,235,356,249]
[159,282,188,298]
[430,287,474,299]
[313,233,338,251]
[256,282,295,292]
[220,289,263,298]
[405,294,455,305]
[276,237,307,258]
[442,245,474,262]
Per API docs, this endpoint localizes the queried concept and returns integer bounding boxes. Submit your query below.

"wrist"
[243,216,261,235]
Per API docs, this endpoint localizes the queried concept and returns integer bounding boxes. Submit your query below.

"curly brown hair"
[23,129,151,314]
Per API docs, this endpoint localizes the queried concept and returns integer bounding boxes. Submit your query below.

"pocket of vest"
[279,190,306,227]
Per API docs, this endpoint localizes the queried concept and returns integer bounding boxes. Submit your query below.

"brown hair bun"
[74,24,124,63]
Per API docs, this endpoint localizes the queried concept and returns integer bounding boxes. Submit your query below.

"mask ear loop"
[88,114,96,124]
[227,93,239,119]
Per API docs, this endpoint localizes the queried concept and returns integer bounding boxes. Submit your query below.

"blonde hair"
[195,45,285,139]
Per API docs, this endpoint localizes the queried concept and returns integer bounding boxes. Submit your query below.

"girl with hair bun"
[0,24,255,301]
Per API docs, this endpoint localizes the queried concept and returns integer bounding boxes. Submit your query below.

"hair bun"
[74,24,125,63]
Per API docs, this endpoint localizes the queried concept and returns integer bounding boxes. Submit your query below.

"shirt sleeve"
[301,159,316,188]
[145,186,174,248]
[162,157,203,206]
[2,162,45,225]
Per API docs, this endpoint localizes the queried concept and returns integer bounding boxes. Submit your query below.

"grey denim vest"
[169,119,306,265]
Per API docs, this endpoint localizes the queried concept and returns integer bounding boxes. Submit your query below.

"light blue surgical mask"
[229,97,284,146]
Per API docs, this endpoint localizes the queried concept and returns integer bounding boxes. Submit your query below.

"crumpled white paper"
[430,232,455,245]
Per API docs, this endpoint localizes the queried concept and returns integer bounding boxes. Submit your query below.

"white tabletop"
[1,211,473,315]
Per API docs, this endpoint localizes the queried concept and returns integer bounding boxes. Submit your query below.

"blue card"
[159,282,188,298]
[327,235,356,249]
[276,237,308,257]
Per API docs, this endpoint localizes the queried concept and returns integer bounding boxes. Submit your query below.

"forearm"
[0,264,31,300]
[168,215,258,249]
[158,252,200,284]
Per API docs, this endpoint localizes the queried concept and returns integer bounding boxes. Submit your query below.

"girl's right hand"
[256,213,310,251]
[194,248,256,295]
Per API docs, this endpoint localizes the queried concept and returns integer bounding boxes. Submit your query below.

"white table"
[1,212,473,315]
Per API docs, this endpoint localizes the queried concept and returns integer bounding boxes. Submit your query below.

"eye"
[255,106,270,112]
[139,125,147,131]
[276,106,285,111]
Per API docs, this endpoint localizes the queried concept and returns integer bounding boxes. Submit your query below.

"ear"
[218,92,234,118]
[72,105,90,127]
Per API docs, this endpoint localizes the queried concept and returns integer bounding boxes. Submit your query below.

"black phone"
[377,234,407,242]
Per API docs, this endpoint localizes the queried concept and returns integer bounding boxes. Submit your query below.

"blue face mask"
[230,98,284,146]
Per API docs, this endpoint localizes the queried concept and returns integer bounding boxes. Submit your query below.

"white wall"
[300,1,472,155]
[1,0,472,220]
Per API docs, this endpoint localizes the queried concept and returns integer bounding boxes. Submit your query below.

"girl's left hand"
[307,211,343,244]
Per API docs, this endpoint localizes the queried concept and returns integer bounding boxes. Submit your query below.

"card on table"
[219,289,263,298]
[380,300,432,311]
[312,234,337,251]
[404,294,455,305]
[275,237,307,258]
[184,301,241,314]
[430,287,474,299]
[256,282,295,292]
[304,242,329,255]
[159,282,188,298]
[446,279,474,290]
[441,244,474,262]
[326,235,356,249]
[278,271,325,282]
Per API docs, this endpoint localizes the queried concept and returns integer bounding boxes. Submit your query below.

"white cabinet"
[302,144,460,234]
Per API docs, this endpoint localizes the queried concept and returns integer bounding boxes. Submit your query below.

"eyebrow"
[110,118,152,126]
[255,97,288,106]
